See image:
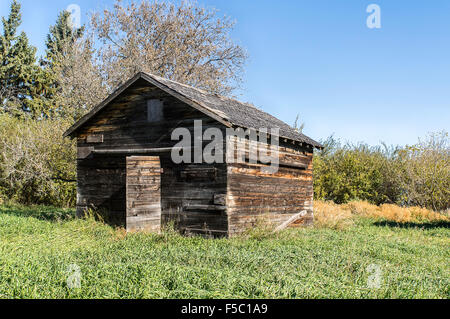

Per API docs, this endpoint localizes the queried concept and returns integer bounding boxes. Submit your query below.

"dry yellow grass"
[314,201,354,230]
[314,200,448,229]
[344,201,448,223]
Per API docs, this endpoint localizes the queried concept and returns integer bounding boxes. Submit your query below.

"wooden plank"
[86,134,104,143]
[95,147,183,155]
[77,147,94,159]
[180,167,217,180]
[126,156,161,233]
[184,205,226,211]
[273,211,307,232]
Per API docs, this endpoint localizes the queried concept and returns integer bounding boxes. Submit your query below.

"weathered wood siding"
[226,135,314,236]
[76,79,228,234]
[75,77,315,237]
[126,156,161,233]
[160,160,228,237]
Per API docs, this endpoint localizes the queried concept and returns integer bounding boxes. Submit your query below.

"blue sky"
[1,0,449,146]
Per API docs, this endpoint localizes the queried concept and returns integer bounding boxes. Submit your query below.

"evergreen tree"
[0,0,47,118]
[0,0,26,114]
[44,10,84,67]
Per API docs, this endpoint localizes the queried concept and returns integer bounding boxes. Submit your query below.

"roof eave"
[63,72,234,138]
[63,72,144,138]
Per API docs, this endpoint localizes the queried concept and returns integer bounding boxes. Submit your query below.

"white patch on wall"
[147,99,164,123]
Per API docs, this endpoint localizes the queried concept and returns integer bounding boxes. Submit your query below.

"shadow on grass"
[373,220,450,230]
[0,204,76,222]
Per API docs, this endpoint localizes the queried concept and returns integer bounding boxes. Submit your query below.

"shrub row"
[314,132,449,211]
[0,114,76,206]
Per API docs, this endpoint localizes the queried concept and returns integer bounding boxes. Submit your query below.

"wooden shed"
[64,72,322,237]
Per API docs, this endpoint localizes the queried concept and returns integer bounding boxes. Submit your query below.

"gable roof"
[64,72,323,149]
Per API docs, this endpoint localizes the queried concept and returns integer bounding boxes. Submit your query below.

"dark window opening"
[147,99,164,122]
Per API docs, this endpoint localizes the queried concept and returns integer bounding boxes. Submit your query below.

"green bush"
[314,132,449,211]
[0,114,76,207]
[395,132,450,211]
[314,141,395,204]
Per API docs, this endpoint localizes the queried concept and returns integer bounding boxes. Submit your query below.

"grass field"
[0,203,448,299]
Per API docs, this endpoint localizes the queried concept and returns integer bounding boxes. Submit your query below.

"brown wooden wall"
[225,135,314,236]
[76,79,228,234]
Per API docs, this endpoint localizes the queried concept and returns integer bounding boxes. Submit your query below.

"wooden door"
[126,156,161,233]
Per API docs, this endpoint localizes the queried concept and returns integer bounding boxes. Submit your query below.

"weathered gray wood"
[184,205,227,211]
[126,156,161,233]
[93,147,185,155]
[180,167,217,180]
[77,147,94,159]
[64,73,146,138]
[226,136,314,236]
[86,134,104,143]
[273,210,307,233]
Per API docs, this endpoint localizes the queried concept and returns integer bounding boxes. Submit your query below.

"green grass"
[0,204,448,299]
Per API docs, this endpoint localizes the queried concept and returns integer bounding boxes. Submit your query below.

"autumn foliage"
[314,132,449,212]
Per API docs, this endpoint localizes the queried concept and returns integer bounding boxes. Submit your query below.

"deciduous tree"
[91,0,247,95]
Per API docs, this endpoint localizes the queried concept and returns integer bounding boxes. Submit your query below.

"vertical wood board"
[126,156,161,233]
